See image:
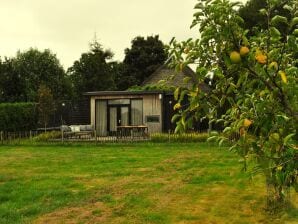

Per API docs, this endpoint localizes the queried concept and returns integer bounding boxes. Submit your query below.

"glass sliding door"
[108,106,129,134]
[103,98,144,135]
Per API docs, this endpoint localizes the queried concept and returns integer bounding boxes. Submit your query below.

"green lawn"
[0,143,297,224]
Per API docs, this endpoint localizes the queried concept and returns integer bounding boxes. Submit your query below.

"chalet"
[84,65,208,137]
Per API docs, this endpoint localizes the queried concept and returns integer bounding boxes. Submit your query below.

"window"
[146,115,160,123]
[131,99,143,125]
[108,99,130,105]
[95,100,107,136]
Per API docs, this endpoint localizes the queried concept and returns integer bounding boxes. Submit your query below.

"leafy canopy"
[0,48,70,102]
[68,40,116,99]
[168,0,298,210]
[116,35,167,90]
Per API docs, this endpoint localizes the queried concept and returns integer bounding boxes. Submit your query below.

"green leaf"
[190,21,198,29]
[283,133,295,144]
[183,76,191,83]
[210,131,219,136]
[169,37,176,45]
[179,89,188,102]
[228,144,237,152]
[174,87,180,100]
[193,12,204,18]
[290,17,298,28]
[283,5,292,11]
[269,27,281,38]
[171,114,180,123]
[259,8,267,16]
[194,3,203,9]
[271,15,288,26]
[293,29,298,36]
[207,136,217,142]
[223,127,231,133]
[219,138,225,146]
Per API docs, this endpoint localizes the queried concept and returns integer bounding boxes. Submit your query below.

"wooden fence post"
[0,131,3,145]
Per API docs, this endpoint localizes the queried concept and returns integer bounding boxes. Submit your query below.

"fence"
[0,129,240,145]
[0,129,151,144]
[0,131,40,144]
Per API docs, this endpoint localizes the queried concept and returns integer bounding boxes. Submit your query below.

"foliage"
[8,48,70,102]
[0,57,26,102]
[37,84,56,131]
[0,102,37,131]
[33,131,61,142]
[68,39,116,99]
[238,0,293,38]
[168,0,298,211]
[128,84,176,92]
[150,132,209,143]
[116,35,167,90]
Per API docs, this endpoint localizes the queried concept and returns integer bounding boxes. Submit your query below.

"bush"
[0,103,38,131]
[33,131,61,142]
[150,132,209,143]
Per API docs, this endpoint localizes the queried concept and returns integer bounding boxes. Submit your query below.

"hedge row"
[0,103,38,131]
[150,132,209,143]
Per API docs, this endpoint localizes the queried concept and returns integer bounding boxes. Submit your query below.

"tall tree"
[0,57,26,102]
[68,40,115,98]
[117,35,167,89]
[238,0,292,37]
[0,48,71,102]
[37,84,55,132]
[169,0,297,211]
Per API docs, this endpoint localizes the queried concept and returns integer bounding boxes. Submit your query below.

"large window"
[96,98,144,136]
[131,99,143,125]
[95,100,107,136]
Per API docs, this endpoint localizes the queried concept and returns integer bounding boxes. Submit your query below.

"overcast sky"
[0,0,247,69]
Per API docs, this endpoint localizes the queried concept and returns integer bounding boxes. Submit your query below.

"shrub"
[33,131,61,142]
[0,103,38,131]
[150,132,209,143]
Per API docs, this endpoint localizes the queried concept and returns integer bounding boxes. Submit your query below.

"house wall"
[142,94,162,133]
[90,93,163,134]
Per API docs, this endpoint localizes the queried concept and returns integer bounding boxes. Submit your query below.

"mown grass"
[0,143,297,224]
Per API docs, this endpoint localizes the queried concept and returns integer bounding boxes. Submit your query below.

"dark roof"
[84,65,211,96]
[83,90,167,96]
[142,65,197,88]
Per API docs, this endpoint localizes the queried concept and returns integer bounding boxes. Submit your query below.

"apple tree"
[168,0,297,211]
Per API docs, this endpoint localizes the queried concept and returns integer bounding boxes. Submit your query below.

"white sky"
[0,0,247,69]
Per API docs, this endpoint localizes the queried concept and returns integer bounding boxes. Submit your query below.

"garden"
[0,143,297,224]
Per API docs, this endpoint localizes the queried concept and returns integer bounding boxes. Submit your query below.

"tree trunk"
[265,175,289,212]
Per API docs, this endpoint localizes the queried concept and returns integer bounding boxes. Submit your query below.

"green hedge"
[0,103,38,131]
[150,132,209,143]
[33,131,61,142]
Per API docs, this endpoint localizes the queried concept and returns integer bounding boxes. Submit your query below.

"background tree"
[168,0,297,211]
[68,40,115,99]
[110,62,133,91]
[37,84,55,132]
[238,0,292,37]
[0,57,26,102]
[13,48,71,102]
[116,35,167,89]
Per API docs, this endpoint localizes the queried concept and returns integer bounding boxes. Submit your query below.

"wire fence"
[0,131,40,144]
[0,129,241,145]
